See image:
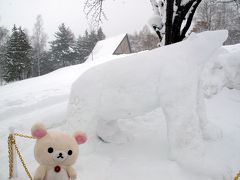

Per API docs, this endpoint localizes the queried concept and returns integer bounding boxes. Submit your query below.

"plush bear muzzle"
[53,151,67,162]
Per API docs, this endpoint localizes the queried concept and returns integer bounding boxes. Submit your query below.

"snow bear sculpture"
[67,31,228,159]
[31,123,87,180]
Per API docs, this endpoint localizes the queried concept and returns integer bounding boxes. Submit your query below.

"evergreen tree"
[3,25,19,82]
[38,51,55,75]
[97,27,105,41]
[88,30,99,51]
[50,23,75,68]
[74,35,89,64]
[74,31,92,63]
[3,25,32,82]
[18,27,32,78]
[74,29,104,63]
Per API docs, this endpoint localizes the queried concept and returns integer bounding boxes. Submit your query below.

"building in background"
[86,33,131,62]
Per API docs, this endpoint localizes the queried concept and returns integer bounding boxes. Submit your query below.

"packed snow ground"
[0,33,240,180]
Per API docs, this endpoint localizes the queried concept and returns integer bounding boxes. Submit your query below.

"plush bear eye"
[48,147,54,153]
[68,150,73,155]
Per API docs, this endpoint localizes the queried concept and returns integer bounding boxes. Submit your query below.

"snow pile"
[148,14,163,30]
[202,43,240,98]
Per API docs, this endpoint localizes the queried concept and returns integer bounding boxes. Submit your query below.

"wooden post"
[9,127,18,179]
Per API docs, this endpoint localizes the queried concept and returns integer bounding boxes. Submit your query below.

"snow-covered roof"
[86,34,127,62]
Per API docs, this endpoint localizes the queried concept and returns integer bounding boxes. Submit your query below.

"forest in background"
[0,0,240,85]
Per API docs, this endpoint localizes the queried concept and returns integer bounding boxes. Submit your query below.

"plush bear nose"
[57,153,64,158]
[53,151,67,162]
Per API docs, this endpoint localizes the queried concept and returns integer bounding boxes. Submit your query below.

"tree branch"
[171,0,199,42]
[84,0,105,28]
[180,0,202,40]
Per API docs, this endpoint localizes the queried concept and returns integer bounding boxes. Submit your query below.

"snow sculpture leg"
[67,95,129,144]
[66,96,98,140]
[163,88,230,179]
[96,118,129,144]
[196,82,208,130]
[197,79,222,141]
[161,90,204,161]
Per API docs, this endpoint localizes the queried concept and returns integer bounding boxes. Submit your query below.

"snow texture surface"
[0,31,240,180]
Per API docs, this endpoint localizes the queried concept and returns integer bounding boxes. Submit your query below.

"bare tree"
[149,0,203,45]
[84,0,106,27]
[195,0,216,30]
[84,0,202,45]
[149,0,239,45]
[31,15,47,76]
[129,25,159,52]
[193,0,240,44]
[217,0,240,7]
[84,0,240,45]
[194,0,240,31]
[0,26,9,85]
[0,27,8,46]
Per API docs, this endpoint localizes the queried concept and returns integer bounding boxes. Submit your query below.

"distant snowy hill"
[0,32,240,180]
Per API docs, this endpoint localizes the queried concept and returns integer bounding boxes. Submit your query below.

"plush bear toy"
[31,123,87,180]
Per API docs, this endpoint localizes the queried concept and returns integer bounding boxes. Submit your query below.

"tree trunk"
[165,0,174,45]
[165,0,202,45]
[180,0,202,41]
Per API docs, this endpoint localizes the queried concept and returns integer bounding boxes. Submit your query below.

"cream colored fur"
[31,123,86,180]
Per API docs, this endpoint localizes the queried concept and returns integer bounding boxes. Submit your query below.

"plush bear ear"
[31,123,47,139]
[74,131,87,145]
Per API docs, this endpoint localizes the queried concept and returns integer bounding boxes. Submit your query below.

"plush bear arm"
[34,165,46,180]
[67,166,77,180]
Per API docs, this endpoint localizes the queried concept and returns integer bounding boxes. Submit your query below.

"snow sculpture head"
[201,46,240,98]
[31,122,87,180]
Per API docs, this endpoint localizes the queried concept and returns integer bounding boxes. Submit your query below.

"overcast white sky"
[0,0,153,41]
